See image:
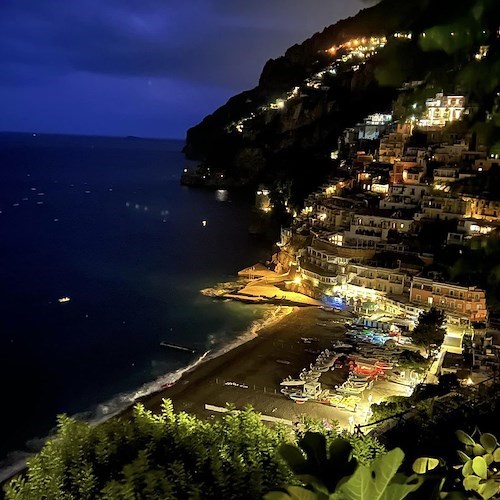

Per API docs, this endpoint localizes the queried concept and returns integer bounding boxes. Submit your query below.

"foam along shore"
[0,305,294,485]
[136,307,362,428]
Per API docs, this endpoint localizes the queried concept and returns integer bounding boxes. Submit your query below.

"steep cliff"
[183,0,500,201]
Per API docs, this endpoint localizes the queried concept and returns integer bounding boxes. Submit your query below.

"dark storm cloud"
[0,0,363,136]
[0,0,363,86]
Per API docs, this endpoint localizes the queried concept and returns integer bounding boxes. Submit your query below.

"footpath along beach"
[138,307,367,428]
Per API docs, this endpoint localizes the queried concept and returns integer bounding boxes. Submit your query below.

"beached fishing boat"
[375,361,393,370]
[332,341,353,349]
[289,392,309,403]
[336,384,366,395]
[299,370,321,381]
[310,362,330,373]
[301,336,319,343]
[280,377,305,386]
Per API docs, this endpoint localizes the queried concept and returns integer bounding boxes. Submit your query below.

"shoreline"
[135,306,358,427]
[0,303,297,484]
[3,303,378,486]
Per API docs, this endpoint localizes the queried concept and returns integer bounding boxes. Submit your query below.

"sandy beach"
[138,306,368,428]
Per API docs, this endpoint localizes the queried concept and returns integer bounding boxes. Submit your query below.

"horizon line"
[0,130,185,142]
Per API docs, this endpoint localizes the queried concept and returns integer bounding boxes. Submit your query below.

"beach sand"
[138,306,365,428]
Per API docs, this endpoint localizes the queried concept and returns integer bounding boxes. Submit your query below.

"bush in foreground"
[4,400,384,499]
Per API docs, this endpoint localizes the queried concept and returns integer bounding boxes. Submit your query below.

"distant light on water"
[215,189,228,202]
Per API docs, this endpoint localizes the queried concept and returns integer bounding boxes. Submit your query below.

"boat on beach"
[289,392,309,404]
[280,377,305,386]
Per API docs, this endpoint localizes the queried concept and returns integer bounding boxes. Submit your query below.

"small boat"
[375,361,393,370]
[332,341,352,349]
[301,337,319,343]
[276,359,291,365]
[160,341,196,354]
[58,297,71,303]
[280,378,305,386]
[310,362,330,372]
[299,370,321,381]
[336,385,366,395]
[290,392,309,403]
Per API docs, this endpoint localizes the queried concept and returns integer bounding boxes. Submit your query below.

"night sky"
[0,0,364,139]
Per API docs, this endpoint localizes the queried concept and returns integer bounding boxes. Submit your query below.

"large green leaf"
[472,456,488,480]
[382,473,423,500]
[285,486,319,500]
[337,448,418,500]
[456,430,475,446]
[480,434,498,454]
[456,450,470,463]
[265,492,294,500]
[463,475,481,491]
[300,432,327,467]
[279,435,357,494]
[478,479,500,500]
[462,460,473,477]
[279,443,309,475]
[473,444,486,456]
[493,447,500,462]
[412,457,440,474]
[264,487,320,500]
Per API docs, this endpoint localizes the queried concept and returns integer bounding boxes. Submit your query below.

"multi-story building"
[390,161,419,184]
[433,167,459,185]
[356,113,393,140]
[313,197,359,231]
[343,210,414,248]
[410,277,487,323]
[380,184,430,210]
[404,167,425,184]
[347,262,409,295]
[379,131,409,164]
[415,194,470,221]
[417,93,466,128]
[462,195,500,221]
[432,142,468,164]
[473,157,500,172]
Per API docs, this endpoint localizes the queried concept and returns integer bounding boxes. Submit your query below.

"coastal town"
[193,86,500,431]
[4,0,500,495]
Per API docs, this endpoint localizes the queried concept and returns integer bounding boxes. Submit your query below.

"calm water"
[0,133,272,467]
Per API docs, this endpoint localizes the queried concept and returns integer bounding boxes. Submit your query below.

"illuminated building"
[417,93,465,128]
[410,277,487,323]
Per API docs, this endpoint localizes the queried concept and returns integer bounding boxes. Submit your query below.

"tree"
[412,307,446,358]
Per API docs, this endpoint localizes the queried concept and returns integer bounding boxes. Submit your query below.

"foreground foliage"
[455,429,500,499]
[265,432,463,500]
[4,401,384,499]
[5,401,292,499]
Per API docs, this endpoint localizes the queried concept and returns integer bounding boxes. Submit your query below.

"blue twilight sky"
[0,0,364,139]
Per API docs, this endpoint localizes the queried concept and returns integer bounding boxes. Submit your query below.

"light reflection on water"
[215,189,228,202]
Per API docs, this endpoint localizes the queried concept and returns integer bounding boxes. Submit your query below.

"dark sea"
[0,132,275,476]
